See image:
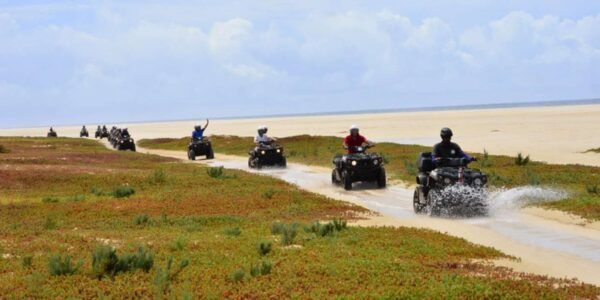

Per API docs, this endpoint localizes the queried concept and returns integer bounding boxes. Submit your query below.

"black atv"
[80,128,89,138]
[47,131,57,138]
[248,142,286,169]
[116,135,136,151]
[413,152,488,216]
[187,138,214,160]
[331,145,386,190]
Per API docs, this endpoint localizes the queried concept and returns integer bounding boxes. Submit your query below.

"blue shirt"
[192,129,205,139]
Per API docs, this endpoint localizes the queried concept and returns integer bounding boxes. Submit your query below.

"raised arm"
[203,119,209,130]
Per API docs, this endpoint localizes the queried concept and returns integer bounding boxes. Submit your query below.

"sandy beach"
[2,104,600,167]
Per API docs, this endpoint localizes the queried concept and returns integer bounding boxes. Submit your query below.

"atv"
[413,152,488,216]
[248,142,286,169]
[331,145,386,190]
[80,128,89,138]
[187,137,214,160]
[116,135,136,151]
[47,131,57,138]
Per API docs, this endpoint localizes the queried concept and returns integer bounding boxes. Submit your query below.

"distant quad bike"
[47,131,57,138]
[413,153,488,216]
[331,145,386,190]
[80,129,89,138]
[187,138,214,160]
[248,142,286,169]
[116,136,136,152]
[95,129,101,138]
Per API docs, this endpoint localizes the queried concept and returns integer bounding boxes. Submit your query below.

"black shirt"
[432,141,466,160]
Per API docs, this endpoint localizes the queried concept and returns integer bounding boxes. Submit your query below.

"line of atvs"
[107,127,136,151]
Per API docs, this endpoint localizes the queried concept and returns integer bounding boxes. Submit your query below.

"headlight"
[373,159,379,165]
[129,139,133,142]
[443,178,452,184]
[474,178,483,185]
[351,160,357,166]
[120,141,124,144]
[261,150,266,155]
[276,149,281,153]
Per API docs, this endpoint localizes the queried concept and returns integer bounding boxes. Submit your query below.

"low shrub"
[112,186,135,198]
[134,214,150,225]
[148,168,167,184]
[515,153,530,166]
[92,245,154,279]
[207,166,225,178]
[587,185,599,194]
[154,257,189,296]
[262,189,276,199]
[0,144,9,153]
[307,219,348,237]
[270,222,285,235]
[280,224,298,246]
[250,260,272,277]
[230,269,245,282]
[169,236,188,251]
[48,254,82,276]
[256,240,272,256]
[68,195,86,202]
[21,255,33,269]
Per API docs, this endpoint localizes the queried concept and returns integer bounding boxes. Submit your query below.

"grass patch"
[134,214,150,225]
[224,227,242,237]
[515,153,530,166]
[585,147,600,153]
[256,240,272,256]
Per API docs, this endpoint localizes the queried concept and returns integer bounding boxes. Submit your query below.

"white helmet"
[349,124,359,131]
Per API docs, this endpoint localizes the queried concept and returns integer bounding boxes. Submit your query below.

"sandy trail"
[134,145,600,285]
[5,104,600,166]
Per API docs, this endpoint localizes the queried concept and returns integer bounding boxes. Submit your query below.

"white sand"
[3,104,600,166]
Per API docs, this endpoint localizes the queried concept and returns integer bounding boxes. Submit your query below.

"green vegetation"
[0,137,598,297]
[586,147,600,153]
[515,153,530,166]
[0,144,9,153]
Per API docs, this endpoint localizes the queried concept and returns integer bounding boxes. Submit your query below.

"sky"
[0,0,599,128]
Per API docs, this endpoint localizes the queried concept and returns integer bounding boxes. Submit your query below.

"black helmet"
[440,127,453,138]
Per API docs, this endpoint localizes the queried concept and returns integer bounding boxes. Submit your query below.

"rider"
[81,125,87,133]
[121,128,130,138]
[254,125,274,145]
[343,125,372,154]
[192,119,209,141]
[432,127,475,164]
[49,127,55,133]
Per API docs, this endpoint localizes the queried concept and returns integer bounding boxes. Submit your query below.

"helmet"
[440,127,453,138]
[194,124,202,130]
[349,124,359,134]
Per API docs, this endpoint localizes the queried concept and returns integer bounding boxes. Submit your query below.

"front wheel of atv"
[131,145,136,152]
[377,168,386,188]
[413,189,426,214]
[280,157,287,168]
[188,149,196,161]
[206,147,214,159]
[342,171,352,191]
[427,190,441,216]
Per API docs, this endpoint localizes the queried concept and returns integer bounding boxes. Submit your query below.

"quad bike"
[331,145,386,190]
[80,128,89,138]
[187,138,214,160]
[47,131,57,138]
[116,136,136,151]
[248,142,286,169]
[413,152,488,216]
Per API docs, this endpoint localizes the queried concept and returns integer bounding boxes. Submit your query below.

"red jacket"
[344,134,366,153]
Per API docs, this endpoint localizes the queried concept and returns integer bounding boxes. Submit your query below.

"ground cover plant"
[1,137,597,298]
[139,135,600,221]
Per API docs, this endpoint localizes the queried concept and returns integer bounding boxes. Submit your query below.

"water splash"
[486,186,568,215]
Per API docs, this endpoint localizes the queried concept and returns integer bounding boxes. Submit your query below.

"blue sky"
[0,1,599,128]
